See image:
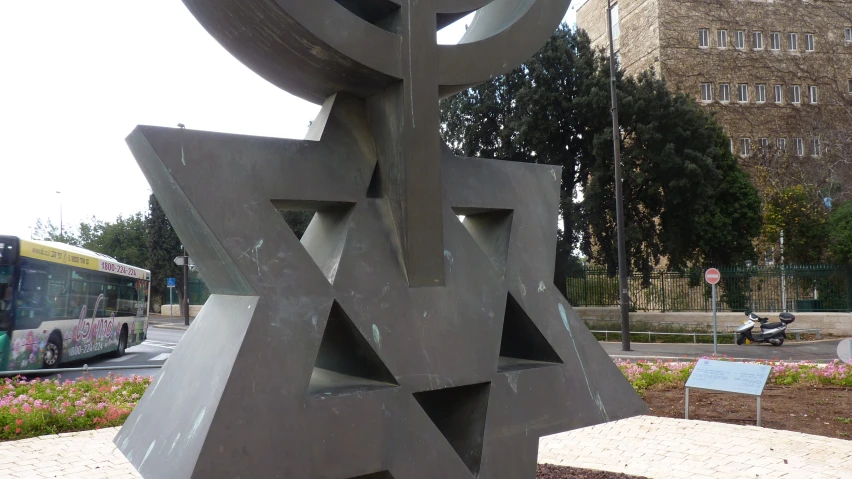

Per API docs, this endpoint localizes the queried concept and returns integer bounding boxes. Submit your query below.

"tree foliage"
[440,25,762,284]
[762,185,828,264]
[828,200,852,264]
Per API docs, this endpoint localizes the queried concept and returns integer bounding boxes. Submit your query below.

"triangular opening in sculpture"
[413,382,490,476]
[271,200,355,284]
[309,301,398,397]
[452,207,513,277]
[498,293,563,372]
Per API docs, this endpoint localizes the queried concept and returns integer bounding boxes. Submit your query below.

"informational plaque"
[685,359,772,396]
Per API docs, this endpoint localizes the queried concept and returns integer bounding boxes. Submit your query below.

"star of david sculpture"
[115,1,648,477]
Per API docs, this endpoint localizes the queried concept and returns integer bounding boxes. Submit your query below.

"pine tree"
[146,194,184,311]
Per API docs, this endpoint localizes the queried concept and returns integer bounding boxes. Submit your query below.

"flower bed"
[0,374,151,441]
[616,357,852,395]
[0,358,848,442]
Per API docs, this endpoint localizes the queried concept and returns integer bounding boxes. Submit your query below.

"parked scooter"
[735,310,795,346]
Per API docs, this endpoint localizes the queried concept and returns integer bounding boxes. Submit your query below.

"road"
[41,328,184,380]
[23,328,844,381]
[601,339,845,362]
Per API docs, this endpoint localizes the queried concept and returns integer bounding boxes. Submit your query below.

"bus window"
[68,280,88,318]
[0,265,12,330]
[46,263,70,319]
[118,281,137,317]
[105,284,119,315]
[16,267,49,329]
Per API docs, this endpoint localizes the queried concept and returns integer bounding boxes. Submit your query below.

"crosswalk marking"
[107,354,137,363]
[149,353,171,362]
[143,340,177,350]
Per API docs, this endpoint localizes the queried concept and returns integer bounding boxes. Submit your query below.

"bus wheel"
[43,334,62,369]
[111,326,128,358]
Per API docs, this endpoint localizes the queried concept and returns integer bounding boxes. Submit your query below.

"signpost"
[705,268,721,354]
[175,250,190,326]
[167,278,176,317]
[685,359,772,426]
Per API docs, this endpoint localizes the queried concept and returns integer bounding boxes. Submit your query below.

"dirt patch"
[643,384,852,439]
[536,464,648,479]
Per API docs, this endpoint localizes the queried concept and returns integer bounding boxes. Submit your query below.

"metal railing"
[589,328,822,343]
[566,264,852,312]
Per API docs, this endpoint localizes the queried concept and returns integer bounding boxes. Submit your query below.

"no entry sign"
[705,268,721,285]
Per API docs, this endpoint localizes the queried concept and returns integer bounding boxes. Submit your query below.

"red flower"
[15,419,22,426]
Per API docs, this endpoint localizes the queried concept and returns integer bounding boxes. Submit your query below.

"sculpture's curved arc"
[182,0,399,104]
[438,0,572,89]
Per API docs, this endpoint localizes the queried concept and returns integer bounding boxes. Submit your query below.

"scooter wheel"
[771,338,784,346]
[736,334,746,345]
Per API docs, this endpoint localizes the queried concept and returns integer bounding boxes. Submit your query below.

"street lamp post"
[607,0,631,351]
[56,191,63,238]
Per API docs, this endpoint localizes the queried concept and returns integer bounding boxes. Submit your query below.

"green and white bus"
[0,236,150,371]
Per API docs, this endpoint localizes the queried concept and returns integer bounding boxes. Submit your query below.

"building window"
[795,138,804,156]
[735,31,745,50]
[720,83,731,102]
[756,84,766,103]
[718,29,728,48]
[788,33,798,51]
[699,29,710,48]
[812,138,821,157]
[730,138,734,154]
[741,138,752,156]
[809,85,818,104]
[848,79,852,94]
[770,32,781,50]
[792,85,801,104]
[845,27,852,43]
[700,83,713,102]
[777,138,787,151]
[611,3,620,40]
[805,33,815,52]
[759,138,769,151]
[753,31,764,50]
[738,84,749,103]
[774,84,783,104]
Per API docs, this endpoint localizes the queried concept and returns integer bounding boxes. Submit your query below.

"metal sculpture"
[115,1,648,477]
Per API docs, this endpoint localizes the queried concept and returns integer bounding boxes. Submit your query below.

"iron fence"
[565,264,852,312]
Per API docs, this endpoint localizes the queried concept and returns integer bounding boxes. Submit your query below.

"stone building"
[577,0,852,196]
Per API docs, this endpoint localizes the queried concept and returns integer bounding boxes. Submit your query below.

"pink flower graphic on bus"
[24,332,35,353]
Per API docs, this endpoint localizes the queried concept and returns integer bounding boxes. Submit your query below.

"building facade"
[577,0,852,194]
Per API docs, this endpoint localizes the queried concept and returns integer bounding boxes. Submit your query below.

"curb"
[149,324,190,331]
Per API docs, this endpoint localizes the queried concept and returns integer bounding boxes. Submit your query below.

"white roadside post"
[705,268,721,355]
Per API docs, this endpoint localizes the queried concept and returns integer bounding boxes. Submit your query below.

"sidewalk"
[147,314,193,331]
[2,416,850,478]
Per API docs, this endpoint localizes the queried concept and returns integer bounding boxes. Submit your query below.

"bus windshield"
[0,237,16,332]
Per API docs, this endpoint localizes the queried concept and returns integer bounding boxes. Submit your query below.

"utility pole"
[183,246,190,326]
[607,0,631,351]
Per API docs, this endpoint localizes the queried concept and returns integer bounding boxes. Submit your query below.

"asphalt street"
[40,327,184,380]
[602,338,846,362]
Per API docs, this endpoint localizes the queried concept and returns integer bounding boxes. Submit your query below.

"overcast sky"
[1,1,578,239]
